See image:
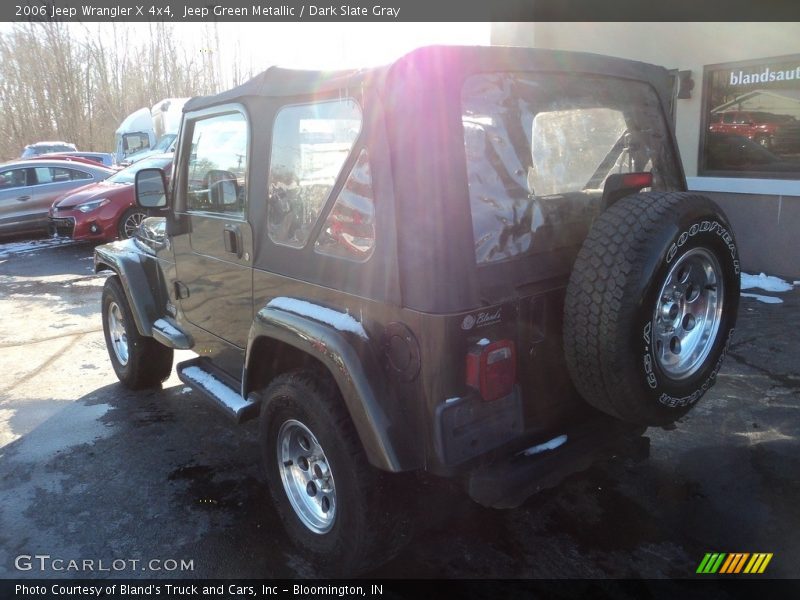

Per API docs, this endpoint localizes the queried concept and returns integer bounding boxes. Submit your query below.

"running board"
[177,358,260,423]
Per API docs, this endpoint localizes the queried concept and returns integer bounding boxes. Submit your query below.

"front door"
[172,109,253,364]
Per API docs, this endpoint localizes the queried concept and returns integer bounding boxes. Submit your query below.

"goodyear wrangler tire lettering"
[564,192,740,426]
[667,220,740,271]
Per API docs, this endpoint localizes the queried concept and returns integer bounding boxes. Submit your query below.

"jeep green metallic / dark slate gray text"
[95,46,740,574]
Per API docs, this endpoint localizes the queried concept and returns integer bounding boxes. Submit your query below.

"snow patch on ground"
[741,293,783,304]
[739,273,793,304]
[734,427,794,445]
[266,297,368,340]
[521,434,568,457]
[0,408,17,448]
[741,272,793,293]
[5,403,112,460]
[182,366,248,412]
[0,237,76,258]
[9,293,62,301]
[70,277,106,287]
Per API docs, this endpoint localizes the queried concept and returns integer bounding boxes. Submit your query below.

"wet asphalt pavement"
[0,239,798,580]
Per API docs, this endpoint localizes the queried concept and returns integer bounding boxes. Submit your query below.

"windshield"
[109,156,172,184]
[152,134,176,152]
[462,72,681,265]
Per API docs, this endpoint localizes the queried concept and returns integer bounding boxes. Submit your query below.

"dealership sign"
[730,66,800,86]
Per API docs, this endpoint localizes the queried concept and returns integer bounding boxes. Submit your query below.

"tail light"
[466,339,516,401]
[620,172,653,189]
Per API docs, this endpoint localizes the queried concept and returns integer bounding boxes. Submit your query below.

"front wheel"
[118,207,147,239]
[102,276,173,389]
[260,370,409,575]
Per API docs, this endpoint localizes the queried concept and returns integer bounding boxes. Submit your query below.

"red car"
[708,110,800,152]
[50,154,172,241]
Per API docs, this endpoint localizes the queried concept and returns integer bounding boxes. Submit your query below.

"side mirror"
[135,168,169,209]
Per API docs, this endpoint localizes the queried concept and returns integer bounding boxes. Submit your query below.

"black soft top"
[183,45,674,114]
[183,45,679,313]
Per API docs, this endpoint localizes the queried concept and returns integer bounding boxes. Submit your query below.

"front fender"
[245,305,421,473]
[94,239,162,338]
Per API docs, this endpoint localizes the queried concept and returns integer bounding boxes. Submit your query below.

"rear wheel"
[564,192,740,425]
[102,276,173,389]
[260,370,410,575]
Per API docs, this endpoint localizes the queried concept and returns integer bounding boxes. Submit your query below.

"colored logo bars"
[696,553,773,574]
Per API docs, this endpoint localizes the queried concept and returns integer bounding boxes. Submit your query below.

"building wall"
[492,23,800,278]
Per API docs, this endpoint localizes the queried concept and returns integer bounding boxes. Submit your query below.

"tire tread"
[564,192,734,424]
[261,369,410,575]
[102,275,173,389]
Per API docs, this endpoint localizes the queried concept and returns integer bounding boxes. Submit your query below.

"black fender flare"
[244,305,421,473]
[93,241,182,343]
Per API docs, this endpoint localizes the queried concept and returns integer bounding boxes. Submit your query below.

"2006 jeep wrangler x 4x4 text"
[95,45,740,574]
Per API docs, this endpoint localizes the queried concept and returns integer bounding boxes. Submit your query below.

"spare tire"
[564,192,740,425]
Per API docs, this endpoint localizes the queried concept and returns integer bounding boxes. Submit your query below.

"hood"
[53,180,129,209]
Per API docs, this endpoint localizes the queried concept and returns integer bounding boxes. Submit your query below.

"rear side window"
[33,167,92,184]
[314,149,376,261]
[34,167,54,183]
[462,72,680,265]
[268,99,361,248]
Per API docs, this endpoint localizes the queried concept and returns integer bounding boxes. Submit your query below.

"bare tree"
[0,22,231,161]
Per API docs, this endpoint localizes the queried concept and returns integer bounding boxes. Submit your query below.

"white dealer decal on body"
[461,308,502,331]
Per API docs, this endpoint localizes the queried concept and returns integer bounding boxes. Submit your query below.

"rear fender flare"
[245,305,420,472]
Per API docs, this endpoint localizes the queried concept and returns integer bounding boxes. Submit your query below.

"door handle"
[223,224,243,259]
[16,195,31,202]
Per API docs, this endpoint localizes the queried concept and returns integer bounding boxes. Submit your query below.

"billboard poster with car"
[701,54,800,178]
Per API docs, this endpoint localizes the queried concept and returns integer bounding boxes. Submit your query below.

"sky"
[206,22,491,70]
[0,21,489,72]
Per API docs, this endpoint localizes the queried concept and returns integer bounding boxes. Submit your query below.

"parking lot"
[0,238,798,579]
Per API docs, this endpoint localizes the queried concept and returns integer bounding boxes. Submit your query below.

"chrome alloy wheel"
[277,419,336,534]
[107,301,129,366]
[652,248,724,379]
[122,212,146,238]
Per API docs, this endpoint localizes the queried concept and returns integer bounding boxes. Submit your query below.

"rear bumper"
[465,417,648,509]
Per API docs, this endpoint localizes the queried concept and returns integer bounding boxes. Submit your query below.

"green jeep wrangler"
[95,45,740,574]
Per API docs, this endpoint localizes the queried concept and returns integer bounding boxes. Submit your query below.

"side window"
[268,99,361,248]
[0,169,26,189]
[314,149,375,261]
[186,112,248,216]
[66,168,92,181]
[34,167,53,184]
[50,167,88,182]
